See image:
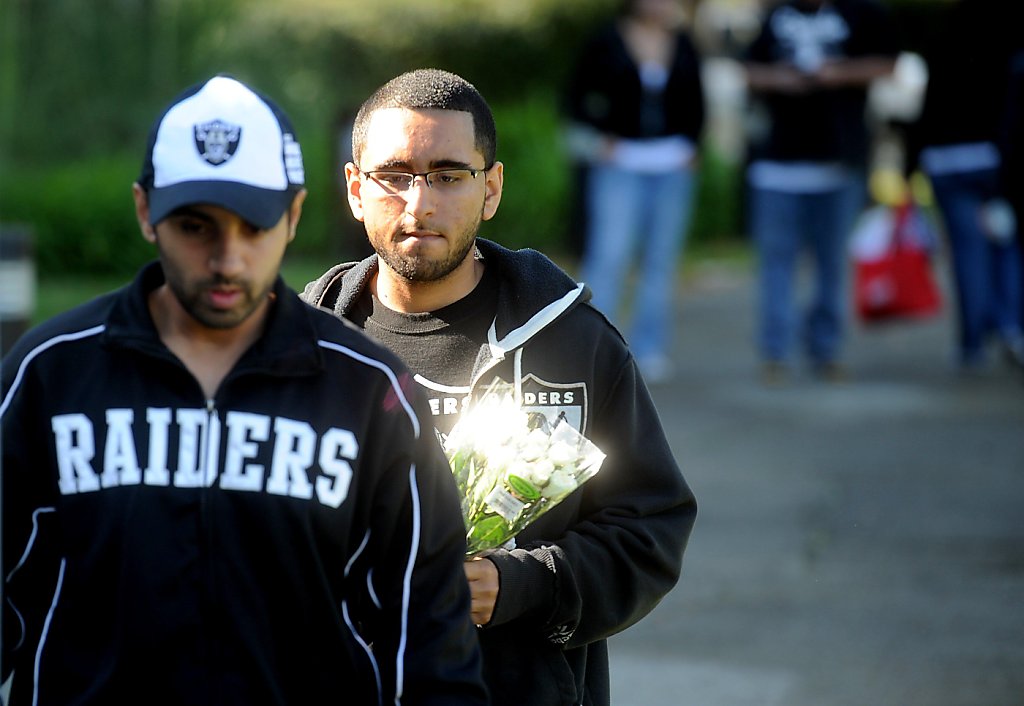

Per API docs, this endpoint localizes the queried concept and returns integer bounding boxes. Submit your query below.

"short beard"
[376,234,477,283]
[175,275,267,330]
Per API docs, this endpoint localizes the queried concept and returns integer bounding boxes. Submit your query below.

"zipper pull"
[203,399,220,487]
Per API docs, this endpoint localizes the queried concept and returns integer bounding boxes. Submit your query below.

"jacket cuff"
[484,547,557,629]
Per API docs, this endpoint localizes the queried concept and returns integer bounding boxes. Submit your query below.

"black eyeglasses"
[358,167,485,194]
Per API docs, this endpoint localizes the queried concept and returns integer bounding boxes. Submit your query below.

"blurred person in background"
[743,0,898,383]
[910,0,1024,373]
[564,0,705,384]
[1000,43,1024,365]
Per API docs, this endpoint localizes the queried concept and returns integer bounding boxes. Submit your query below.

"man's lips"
[207,286,243,309]
[399,230,442,240]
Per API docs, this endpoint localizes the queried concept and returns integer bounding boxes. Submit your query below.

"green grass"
[33,274,127,323]
[29,243,752,326]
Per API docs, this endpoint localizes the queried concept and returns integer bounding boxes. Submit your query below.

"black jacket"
[566,22,705,141]
[908,0,1024,169]
[1,262,487,705]
[302,239,697,706]
[744,0,899,164]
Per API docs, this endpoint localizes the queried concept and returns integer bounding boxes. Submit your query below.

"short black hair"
[351,69,497,168]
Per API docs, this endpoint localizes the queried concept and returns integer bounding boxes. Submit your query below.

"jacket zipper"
[199,397,219,697]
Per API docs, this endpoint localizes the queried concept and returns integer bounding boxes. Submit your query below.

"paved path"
[608,260,1024,706]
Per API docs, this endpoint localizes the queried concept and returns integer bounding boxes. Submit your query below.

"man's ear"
[287,189,308,242]
[482,161,503,222]
[132,183,157,243]
[344,162,366,223]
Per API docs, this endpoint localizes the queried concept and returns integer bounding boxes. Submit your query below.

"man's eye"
[435,171,463,184]
[378,173,410,187]
[178,219,208,235]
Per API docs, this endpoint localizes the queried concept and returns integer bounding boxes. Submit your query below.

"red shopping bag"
[853,201,942,322]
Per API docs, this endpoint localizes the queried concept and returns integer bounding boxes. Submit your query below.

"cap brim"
[148,181,296,230]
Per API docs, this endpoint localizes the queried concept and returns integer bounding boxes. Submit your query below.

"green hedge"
[0,92,589,276]
[0,104,744,277]
[1,0,754,276]
[0,129,338,277]
[0,158,149,275]
[485,93,574,255]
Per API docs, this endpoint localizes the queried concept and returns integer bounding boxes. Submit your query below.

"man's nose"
[209,228,248,277]
[403,175,437,219]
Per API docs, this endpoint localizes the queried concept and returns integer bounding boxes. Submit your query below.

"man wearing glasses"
[303,68,697,706]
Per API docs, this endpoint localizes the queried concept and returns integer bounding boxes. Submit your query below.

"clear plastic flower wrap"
[443,383,606,556]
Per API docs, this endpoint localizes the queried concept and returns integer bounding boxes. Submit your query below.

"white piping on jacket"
[0,325,106,418]
[484,283,586,401]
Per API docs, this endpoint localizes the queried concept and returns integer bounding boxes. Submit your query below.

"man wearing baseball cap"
[1,75,487,705]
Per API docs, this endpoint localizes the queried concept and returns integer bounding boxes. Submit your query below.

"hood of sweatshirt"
[300,238,591,361]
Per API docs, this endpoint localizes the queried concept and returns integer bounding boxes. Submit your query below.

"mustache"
[401,219,441,234]
[205,275,247,288]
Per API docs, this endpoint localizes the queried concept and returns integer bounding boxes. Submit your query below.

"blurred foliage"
[0,0,620,275]
[2,157,148,274]
[0,0,245,163]
[0,0,947,277]
[486,92,575,253]
[691,145,744,245]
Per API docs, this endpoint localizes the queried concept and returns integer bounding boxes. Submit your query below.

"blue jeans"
[580,165,696,362]
[749,178,864,364]
[928,168,1024,364]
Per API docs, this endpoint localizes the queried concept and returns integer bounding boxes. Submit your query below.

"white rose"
[506,460,533,482]
[527,427,549,444]
[519,444,545,463]
[526,458,555,487]
[541,468,578,499]
[474,402,528,448]
[484,444,517,473]
[555,461,577,478]
[547,440,577,467]
[518,429,549,461]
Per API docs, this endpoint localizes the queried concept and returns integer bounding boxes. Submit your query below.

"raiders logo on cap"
[194,119,241,166]
[141,75,304,229]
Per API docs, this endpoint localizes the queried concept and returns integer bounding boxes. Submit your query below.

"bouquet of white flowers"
[443,383,606,556]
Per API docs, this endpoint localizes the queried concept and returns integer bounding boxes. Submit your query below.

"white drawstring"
[513,348,524,405]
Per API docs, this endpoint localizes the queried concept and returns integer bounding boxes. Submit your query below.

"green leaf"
[506,474,541,501]
[468,514,512,552]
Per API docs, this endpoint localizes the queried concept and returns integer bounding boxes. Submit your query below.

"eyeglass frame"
[354,164,491,194]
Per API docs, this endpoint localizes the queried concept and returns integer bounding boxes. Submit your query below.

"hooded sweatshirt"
[302,238,697,706]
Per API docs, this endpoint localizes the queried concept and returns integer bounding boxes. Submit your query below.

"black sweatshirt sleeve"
[484,333,696,648]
